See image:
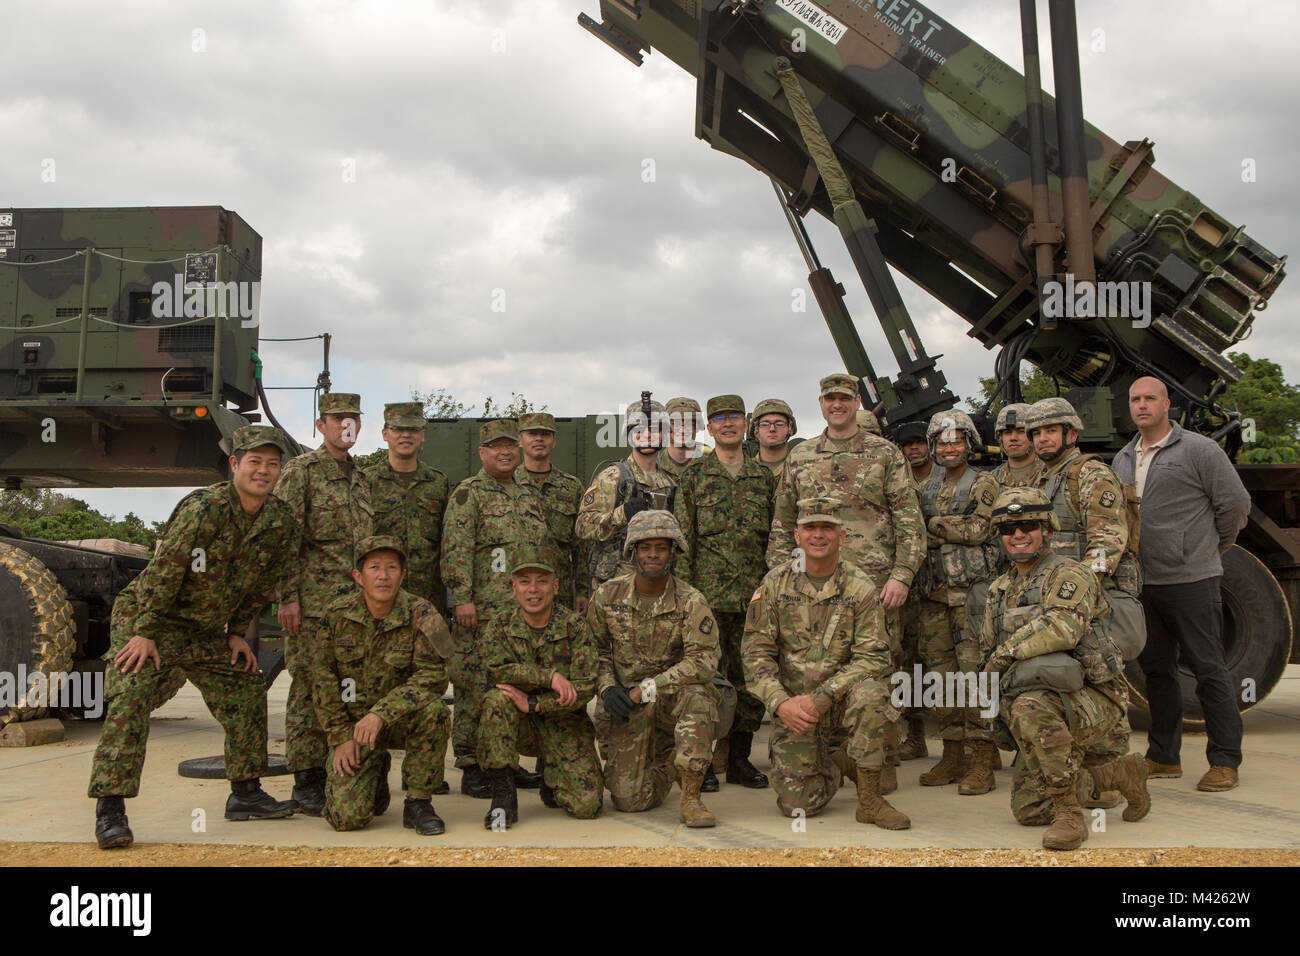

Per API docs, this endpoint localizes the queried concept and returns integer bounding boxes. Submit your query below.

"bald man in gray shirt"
[1113,377,1251,792]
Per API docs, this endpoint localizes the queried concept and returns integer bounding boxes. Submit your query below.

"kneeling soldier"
[88,426,300,849]
[589,511,720,826]
[979,489,1150,850]
[314,536,454,835]
[744,497,910,829]
[478,548,603,829]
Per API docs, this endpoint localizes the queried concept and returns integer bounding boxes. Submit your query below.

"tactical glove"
[602,685,636,722]
[623,497,651,521]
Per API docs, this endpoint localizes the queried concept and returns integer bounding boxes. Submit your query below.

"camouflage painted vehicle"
[0,207,282,722]
[578,0,1293,727]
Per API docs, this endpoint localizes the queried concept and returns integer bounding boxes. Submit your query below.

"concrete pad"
[2,667,1297,851]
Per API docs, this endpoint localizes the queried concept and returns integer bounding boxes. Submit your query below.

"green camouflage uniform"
[365,459,449,607]
[658,445,710,481]
[517,463,587,607]
[273,438,374,773]
[979,552,1130,824]
[440,468,553,769]
[88,480,299,797]
[589,572,720,812]
[674,448,776,735]
[917,465,1001,742]
[478,604,602,818]
[313,588,453,831]
[743,558,895,817]
[576,455,676,584]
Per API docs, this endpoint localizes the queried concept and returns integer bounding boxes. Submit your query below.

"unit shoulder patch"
[1057,579,1078,600]
[1099,490,1117,508]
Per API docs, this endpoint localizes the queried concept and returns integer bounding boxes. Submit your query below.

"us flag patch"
[750,586,764,603]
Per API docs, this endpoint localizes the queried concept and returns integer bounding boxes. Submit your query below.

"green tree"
[0,493,163,546]
[410,388,545,421]
[965,363,1059,416]
[1224,351,1300,463]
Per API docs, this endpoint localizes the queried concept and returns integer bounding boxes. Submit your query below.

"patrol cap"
[518,412,556,433]
[479,419,520,445]
[819,373,858,399]
[230,425,291,457]
[510,546,558,576]
[856,409,881,434]
[383,402,425,428]
[706,394,745,418]
[796,497,843,525]
[894,420,928,444]
[319,393,362,415]
[354,534,407,567]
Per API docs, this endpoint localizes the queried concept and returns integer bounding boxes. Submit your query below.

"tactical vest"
[920,467,1002,589]
[1042,454,1142,595]
[990,554,1124,689]
[587,459,678,583]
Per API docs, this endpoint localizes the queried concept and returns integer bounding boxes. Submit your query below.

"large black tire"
[1125,545,1292,733]
[0,542,75,725]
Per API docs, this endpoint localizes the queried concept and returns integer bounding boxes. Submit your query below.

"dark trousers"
[1138,577,1243,769]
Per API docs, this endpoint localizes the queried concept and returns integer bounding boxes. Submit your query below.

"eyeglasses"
[756,420,789,430]
[998,520,1042,535]
[710,412,745,423]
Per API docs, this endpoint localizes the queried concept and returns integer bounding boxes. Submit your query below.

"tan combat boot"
[957,740,997,795]
[830,746,858,785]
[855,769,911,830]
[880,761,898,794]
[919,739,966,786]
[899,717,928,760]
[1042,786,1088,850]
[679,772,717,828]
[1090,754,1151,821]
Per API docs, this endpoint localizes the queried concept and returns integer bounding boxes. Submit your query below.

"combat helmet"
[990,488,1058,563]
[1024,397,1083,436]
[856,409,882,435]
[748,398,796,441]
[625,395,668,450]
[926,409,981,464]
[994,402,1032,436]
[622,509,689,559]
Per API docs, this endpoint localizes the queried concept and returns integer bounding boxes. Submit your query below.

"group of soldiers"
[88,376,1151,852]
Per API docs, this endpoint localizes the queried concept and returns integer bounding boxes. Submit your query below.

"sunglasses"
[999,520,1043,535]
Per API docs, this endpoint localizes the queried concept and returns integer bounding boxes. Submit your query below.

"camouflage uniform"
[589,569,720,812]
[515,412,587,608]
[577,455,676,584]
[746,398,798,476]
[659,396,710,481]
[364,402,449,607]
[478,603,602,818]
[313,584,453,831]
[273,394,373,774]
[440,422,555,770]
[674,398,776,736]
[89,439,300,797]
[990,402,1042,490]
[743,542,895,817]
[897,441,934,753]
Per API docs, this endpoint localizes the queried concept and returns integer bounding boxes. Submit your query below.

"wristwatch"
[528,694,539,714]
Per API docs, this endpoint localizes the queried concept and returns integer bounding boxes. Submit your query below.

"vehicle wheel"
[0,542,75,725]
[1125,545,1292,732]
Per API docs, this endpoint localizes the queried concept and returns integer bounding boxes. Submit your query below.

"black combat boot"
[725,731,769,788]
[226,779,299,821]
[484,767,518,830]
[433,780,451,795]
[461,763,491,799]
[291,767,326,817]
[701,764,720,792]
[94,796,133,850]
[514,761,543,789]
[374,752,392,816]
[403,797,446,835]
[535,756,560,807]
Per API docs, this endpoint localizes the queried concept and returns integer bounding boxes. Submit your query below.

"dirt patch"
[4,842,1295,867]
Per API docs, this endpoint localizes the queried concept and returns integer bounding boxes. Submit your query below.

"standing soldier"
[516,411,589,613]
[979,489,1150,849]
[477,548,603,829]
[89,426,300,849]
[856,409,883,435]
[675,394,775,789]
[313,537,453,835]
[914,410,1003,794]
[659,396,710,480]
[577,395,677,587]
[990,403,1041,489]
[743,497,910,829]
[589,511,720,827]
[894,419,931,761]
[441,420,553,798]
[273,392,373,817]
[767,373,925,789]
[747,398,798,475]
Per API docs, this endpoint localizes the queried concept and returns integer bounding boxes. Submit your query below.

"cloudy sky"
[3,0,1296,523]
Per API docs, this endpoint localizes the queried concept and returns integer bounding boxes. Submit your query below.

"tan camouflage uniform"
[576,455,676,584]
